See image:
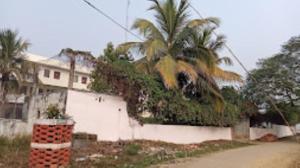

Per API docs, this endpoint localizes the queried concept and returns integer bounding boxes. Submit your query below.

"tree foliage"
[0,29,29,103]
[91,43,244,126]
[58,48,94,89]
[118,0,242,112]
[243,35,300,125]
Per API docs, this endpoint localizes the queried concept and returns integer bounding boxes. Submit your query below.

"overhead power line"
[188,2,296,136]
[189,4,254,80]
[80,0,296,137]
[82,0,143,41]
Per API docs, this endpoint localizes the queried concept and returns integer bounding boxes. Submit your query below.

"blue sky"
[1,0,300,76]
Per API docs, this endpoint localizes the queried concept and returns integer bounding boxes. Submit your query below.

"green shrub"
[45,104,69,119]
[90,44,245,127]
[124,144,141,156]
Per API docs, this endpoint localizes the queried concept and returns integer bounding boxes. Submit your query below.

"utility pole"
[125,0,130,42]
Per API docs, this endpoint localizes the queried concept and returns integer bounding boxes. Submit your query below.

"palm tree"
[0,29,29,103]
[181,26,242,82]
[59,48,94,89]
[118,0,241,111]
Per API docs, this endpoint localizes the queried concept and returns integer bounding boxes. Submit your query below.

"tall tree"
[98,42,133,63]
[0,29,29,103]
[243,35,300,124]
[59,48,94,89]
[118,0,241,111]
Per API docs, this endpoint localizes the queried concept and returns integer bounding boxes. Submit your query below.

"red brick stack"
[29,120,74,168]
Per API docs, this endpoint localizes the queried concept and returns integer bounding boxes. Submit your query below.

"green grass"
[124,144,142,156]
[0,136,251,168]
[0,136,31,168]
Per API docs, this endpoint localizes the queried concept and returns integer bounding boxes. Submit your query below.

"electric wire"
[80,0,296,137]
[82,0,143,41]
[188,2,296,136]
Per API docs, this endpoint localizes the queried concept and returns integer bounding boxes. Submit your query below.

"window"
[54,71,61,80]
[44,69,50,78]
[81,76,87,84]
[74,75,79,83]
[38,88,44,94]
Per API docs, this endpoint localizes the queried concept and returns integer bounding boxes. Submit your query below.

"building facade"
[22,53,93,94]
[1,53,93,120]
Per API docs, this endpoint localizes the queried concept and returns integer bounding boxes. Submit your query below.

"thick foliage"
[0,29,29,102]
[243,35,300,125]
[118,0,243,112]
[90,44,243,126]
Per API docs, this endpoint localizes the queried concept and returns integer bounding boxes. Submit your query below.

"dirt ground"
[155,141,300,168]
[0,136,249,168]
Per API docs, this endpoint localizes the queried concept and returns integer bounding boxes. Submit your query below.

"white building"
[22,53,93,94]
[1,53,93,119]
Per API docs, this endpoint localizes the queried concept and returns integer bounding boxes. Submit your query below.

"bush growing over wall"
[90,59,244,126]
[90,44,245,126]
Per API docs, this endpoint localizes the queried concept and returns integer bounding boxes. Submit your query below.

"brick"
[29,122,74,168]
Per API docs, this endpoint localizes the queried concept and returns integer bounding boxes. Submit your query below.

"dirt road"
[156,142,300,168]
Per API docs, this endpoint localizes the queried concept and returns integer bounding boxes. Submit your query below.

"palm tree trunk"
[0,73,9,117]
[68,57,75,89]
[0,72,9,104]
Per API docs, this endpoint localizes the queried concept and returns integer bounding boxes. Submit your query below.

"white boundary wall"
[66,90,232,144]
[0,119,29,137]
[250,125,295,140]
[296,124,300,133]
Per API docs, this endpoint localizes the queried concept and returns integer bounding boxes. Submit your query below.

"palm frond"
[154,55,178,89]
[8,67,23,84]
[176,60,198,83]
[196,77,224,112]
[145,39,167,61]
[148,0,169,35]
[59,48,95,64]
[212,66,243,82]
[135,60,150,74]
[132,19,164,40]
[187,17,220,28]
[171,0,189,40]
[195,59,209,73]
[217,56,233,65]
[117,42,142,55]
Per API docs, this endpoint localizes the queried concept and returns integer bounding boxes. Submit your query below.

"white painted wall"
[133,124,232,144]
[0,91,68,137]
[0,119,29,137]
[296,124,300,133]
[273,125,295,138]
[250,128,276,140]
[66,90,136,141]
[250,125,295,140]
[66,90,232,144]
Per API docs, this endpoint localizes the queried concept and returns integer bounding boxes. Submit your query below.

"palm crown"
[118,0,242,112]
[0,29,29,102]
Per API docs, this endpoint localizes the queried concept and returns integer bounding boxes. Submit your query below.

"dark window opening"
[38,88,44,94]
[54,71,60,80]
[81,76,87,84]
[44,69,50,78]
